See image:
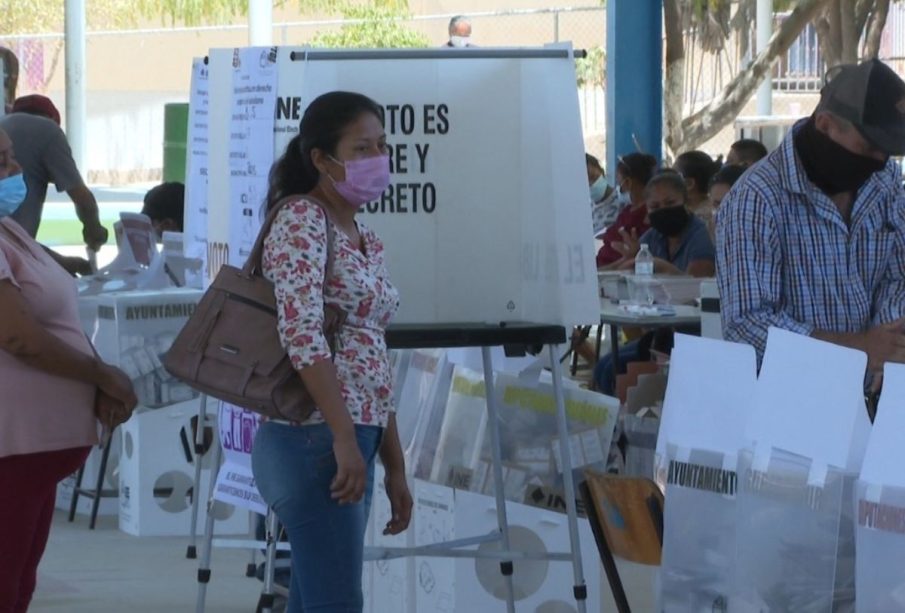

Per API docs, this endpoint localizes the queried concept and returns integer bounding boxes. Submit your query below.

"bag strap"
[243,194,336,287]
[242,194,345,319]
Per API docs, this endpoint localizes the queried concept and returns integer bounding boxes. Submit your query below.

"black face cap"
[817,59,905,156]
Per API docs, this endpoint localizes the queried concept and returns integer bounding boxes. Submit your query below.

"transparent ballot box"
[660,448,738,612]
[735,449,846,613]
[855,481,905,613]
[415,366,619,509]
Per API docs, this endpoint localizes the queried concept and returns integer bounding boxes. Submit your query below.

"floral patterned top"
[262,198,400,428]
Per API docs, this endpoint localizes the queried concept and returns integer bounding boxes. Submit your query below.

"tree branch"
[677,0,831,150]
[663,0,686,152]
[863,0,891,59]
[814,11,834,66]
[855,0,876,33]
[841,0,860,64]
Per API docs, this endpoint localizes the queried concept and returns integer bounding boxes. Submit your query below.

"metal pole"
[64,0,87,170]
[248,0,274,46]
[548,344,588,613]
[480,347,516,613]
[187,394,209,559]
[195,434,223,613]
[756,0,773,116]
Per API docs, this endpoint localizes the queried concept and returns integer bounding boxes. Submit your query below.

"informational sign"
[205,49,235,280]
[227,46,279,267]
[268,46,597,326]
[184,57,209,286]
[213,402,267,515]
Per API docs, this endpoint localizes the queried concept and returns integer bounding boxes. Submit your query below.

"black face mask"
[794,117,888,195]
[649,206,690,237]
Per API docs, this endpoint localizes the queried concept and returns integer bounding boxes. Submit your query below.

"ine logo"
[525,485,587,517]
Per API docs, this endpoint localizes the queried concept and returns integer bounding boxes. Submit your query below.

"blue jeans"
[252,422,382,613]
[593,338,642,396]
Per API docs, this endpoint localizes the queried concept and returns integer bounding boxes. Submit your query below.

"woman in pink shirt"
[0,128,137,612]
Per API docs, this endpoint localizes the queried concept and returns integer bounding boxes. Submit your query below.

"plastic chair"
[580,470,664,613]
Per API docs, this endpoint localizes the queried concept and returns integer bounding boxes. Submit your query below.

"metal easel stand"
[193,413,283,613]
[204,324,589,613]
[187,394,260,574]
[362,327,588,613]
[187,393,208,559]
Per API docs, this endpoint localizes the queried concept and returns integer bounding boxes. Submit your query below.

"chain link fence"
[9,4,898,180]
[0,7,606,183]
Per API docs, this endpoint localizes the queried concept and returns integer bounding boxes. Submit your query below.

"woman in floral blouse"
[252,91,412,613]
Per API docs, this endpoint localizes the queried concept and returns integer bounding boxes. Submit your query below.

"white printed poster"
[184,57,209,286]
[228,46,279,267]
[214,402,267,514]
[269,46,598,327]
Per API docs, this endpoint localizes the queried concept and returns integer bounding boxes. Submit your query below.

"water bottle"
[635,244,654,276]
[633,244,654,305]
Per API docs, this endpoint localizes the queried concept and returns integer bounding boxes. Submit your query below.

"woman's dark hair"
[708,164,747,191]
[265,91,384,211]
[729,138,768,165]
[616,153,658,187]
[644,170,689,202]
[585,153,604,174]
[674,150,722,194]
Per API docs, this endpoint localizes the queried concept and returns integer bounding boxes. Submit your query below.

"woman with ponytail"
[252,91,411,613]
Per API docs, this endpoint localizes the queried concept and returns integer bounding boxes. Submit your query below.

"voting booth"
[185,44,604,612]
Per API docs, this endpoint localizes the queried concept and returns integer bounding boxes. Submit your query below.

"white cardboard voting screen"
[860,363,905,492]
[205,49,234,281]
[183,57,209,286]
[656,334,757,462]
[747,327,870,475]
[201,45,598,326]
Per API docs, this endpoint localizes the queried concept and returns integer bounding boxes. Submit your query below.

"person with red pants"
[0,127,137,613]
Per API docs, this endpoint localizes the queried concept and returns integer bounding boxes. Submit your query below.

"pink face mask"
[329,154,391,206]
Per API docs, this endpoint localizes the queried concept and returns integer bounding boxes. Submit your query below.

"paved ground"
[31,511,265,613]
[30,509,658,612]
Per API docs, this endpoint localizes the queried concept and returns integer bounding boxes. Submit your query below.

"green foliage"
[309,6,430,49]
[0,0,140,34]
[139,0,411,27]
[0,0,413,33]
[135,0,247,27]
[575,46,605,87]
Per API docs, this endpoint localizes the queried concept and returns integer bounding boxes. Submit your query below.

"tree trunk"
[840,0,860,64]
[675,0,831,152]
[817,0,843,68]
[863,0,891,59]
[663,0,686,155]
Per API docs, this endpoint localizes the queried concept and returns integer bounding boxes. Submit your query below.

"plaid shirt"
[716,120,905,362]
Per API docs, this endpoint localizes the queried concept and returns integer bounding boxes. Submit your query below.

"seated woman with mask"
[612,171,716,277]
[593,172,715,395]
[596,153,657,269]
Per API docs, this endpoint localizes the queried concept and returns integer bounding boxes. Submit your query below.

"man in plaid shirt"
[717,59,905,377]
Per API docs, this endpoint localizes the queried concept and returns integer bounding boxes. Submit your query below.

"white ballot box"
[93,288,202,408]
[118,398,247,536]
